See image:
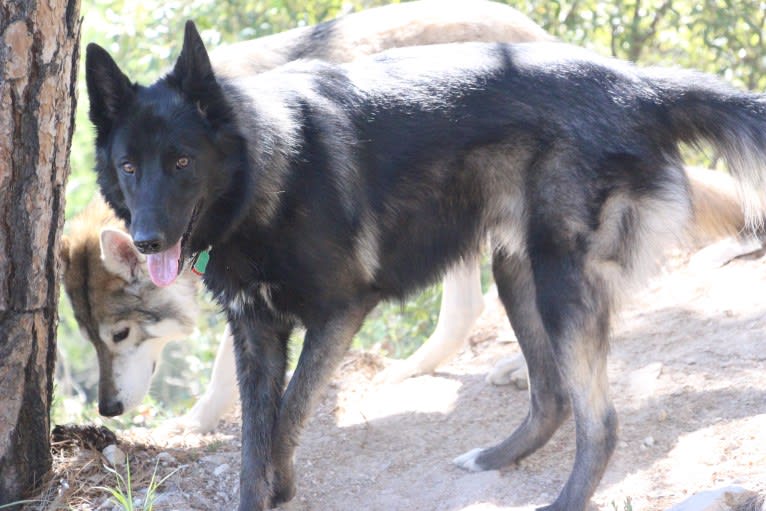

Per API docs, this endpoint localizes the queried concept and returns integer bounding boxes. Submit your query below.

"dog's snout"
[99,399,124,417]
[132,233,165,254]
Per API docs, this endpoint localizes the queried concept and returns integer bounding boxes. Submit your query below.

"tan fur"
[61,197,133,336]
[60,198,138,405]
[210,0,555,77]
[63,198,198,337]
[687,166,747,242]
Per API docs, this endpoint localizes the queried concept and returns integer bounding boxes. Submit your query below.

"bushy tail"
[686,166,747,243]
[651,68,766,228]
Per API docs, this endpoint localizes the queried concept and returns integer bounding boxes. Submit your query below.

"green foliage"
[0,500,41,509]
[142,462,179,510]
[58,0,766,422]
[356,286,442,357]
[97,460,135,511]
[96,458,177,511]
[612,496,634,511]
[513,0,766,91]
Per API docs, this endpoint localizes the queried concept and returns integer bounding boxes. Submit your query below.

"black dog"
[85,21,766,511]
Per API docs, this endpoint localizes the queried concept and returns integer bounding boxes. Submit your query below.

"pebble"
[214,463,230,477]
[201,454,228,465]
[642,436,655,447]
[96,498,119,511]
[102,444,126,466]
[157,451,176,464]
[665,485,763,511]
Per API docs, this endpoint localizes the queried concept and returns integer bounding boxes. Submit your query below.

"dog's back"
[210,0,554,76]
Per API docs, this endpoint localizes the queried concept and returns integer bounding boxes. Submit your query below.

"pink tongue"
[146,239,182,287]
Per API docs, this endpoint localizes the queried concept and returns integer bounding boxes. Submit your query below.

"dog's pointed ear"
[172,21,215,100]
[85,43,135,136]
[100,228,145,281]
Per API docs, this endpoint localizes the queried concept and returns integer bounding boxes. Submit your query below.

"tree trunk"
[0,0,81,505]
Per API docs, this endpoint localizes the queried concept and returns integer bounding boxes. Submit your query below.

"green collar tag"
[192,249,210,276]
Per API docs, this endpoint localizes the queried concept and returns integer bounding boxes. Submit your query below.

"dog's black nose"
[99,399,124,417]
[132,234,165,254]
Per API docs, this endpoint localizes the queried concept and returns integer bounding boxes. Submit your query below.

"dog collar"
[191,248,211,276]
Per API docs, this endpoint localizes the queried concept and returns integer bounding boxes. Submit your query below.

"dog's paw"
[271,474,296,507]
[373,360,422,384]
[486,354,529,389]
[453,448,486,472]
[688,236,763,271]
[156,414,214,436]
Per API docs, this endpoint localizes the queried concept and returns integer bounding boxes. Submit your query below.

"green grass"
[96,458,178,511]
[612,496,634,511]
[0,501,42,509]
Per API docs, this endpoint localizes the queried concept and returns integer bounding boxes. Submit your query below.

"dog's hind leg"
[454,250,570,470]
[529,245,618,511]
[375,257,484,383]
[270,297,379,506]
[173,324,239,433]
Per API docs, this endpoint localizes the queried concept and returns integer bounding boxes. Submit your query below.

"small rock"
[148,493,173,507]
[201,454,227,465]
[148,485,187,508]
[96,497,120,511]
[213,463,230,477]
[665,486,762,511]
[157,451,176,464]
[642,436,655,447]
[102,444,126,466]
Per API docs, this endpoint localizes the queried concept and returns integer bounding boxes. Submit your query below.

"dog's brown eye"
[112,327,130,343]
[176,156,190,169]
[122,162,136,175]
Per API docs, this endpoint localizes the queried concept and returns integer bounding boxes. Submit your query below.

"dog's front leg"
[229,308,293,511]
[270,299,377,506]
[172,324,238,433]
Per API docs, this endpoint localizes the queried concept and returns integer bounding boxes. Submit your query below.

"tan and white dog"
[60,0,755,434]
[60,198,198,414]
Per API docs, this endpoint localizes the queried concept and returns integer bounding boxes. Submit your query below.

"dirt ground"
[45,247,766,511]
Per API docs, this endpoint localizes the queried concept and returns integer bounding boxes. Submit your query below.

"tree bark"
[0,0,81,504]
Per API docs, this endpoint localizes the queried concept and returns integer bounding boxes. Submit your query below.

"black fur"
[85,21,766,511]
